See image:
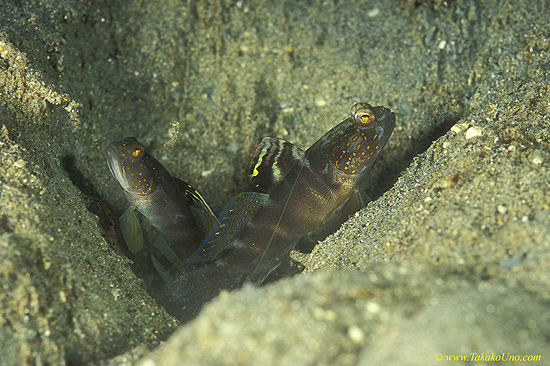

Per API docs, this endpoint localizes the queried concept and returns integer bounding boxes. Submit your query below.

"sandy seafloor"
[0,0,549,365]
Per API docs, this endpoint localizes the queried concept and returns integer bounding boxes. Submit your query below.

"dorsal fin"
[174,177,219,233]
[248,137,304,193]
[188,192,269,263]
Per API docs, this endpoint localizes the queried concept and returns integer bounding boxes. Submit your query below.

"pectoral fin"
[149,235,187,282]
[120,208,144,254]
[245,241,297,286]
[151,254,173,282]
[335,189,371,228]
[152,235,185,268]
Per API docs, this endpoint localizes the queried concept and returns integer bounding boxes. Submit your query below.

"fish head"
[309,102,395,181]
[106,137,166,197]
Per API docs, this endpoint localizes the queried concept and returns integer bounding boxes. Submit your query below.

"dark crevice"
[367,110,465,202]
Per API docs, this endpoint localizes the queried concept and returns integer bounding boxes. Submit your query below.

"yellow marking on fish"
[252,138,271,177]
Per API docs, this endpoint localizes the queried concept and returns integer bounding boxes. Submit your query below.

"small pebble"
[366,301,381,314]
[314,99,327,107]
[531,152,544,165]
[13,159,26,168]
[497,205,508,214]
[324,309,337,321]
[347,325,365,344]
[450,122,468,133]
[227,143,240,153]
[465,126,482,139]
[367,8,380,17]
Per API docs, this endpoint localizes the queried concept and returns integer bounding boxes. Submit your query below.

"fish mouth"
[106,144,132,193]
[378,107,396,137]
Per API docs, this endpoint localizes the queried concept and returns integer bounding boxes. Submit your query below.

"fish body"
[106,137,216,262]
[169,102,395,319]
[247,102,395,283]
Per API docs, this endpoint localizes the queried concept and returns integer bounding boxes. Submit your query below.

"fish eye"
[356,111,373,125]
[131,147,143,158]
[353,108,375,127]
[350,102,375,128]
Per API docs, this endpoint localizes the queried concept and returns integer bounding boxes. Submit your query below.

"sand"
[0,0,549,365]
